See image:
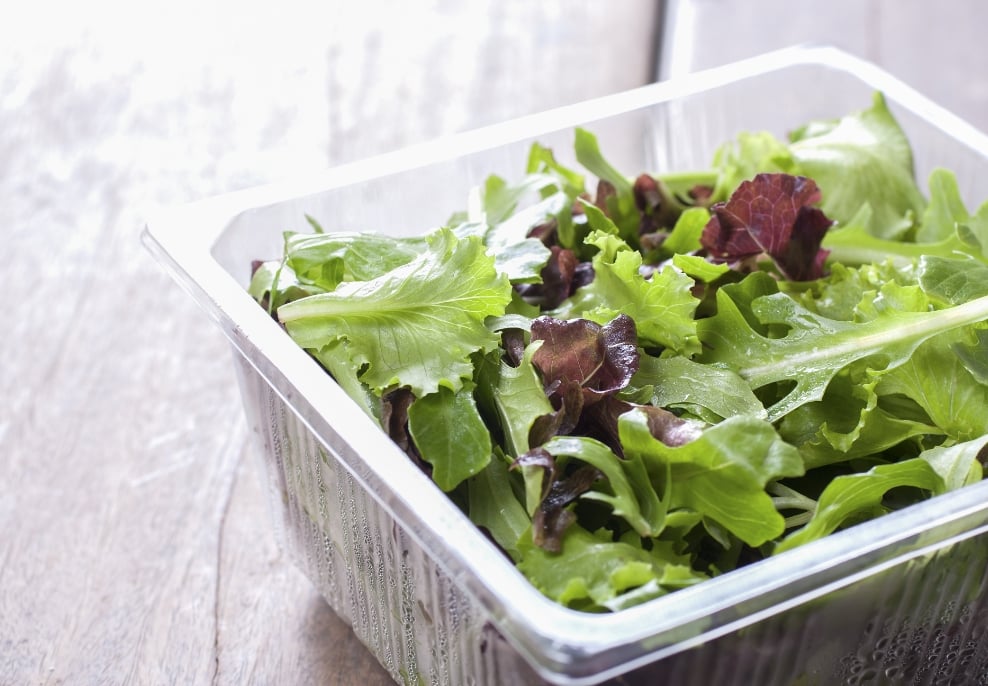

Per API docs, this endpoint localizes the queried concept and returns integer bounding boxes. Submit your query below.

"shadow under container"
[143,46,988,686]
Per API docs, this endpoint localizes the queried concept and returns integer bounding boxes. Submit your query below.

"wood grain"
[0,3,659,685]
[659,0,988,133]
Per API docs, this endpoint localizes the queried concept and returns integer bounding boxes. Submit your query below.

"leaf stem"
[745,294,988,389]
[768,481,817,513]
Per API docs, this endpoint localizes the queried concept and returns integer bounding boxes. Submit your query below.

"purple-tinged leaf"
[595,179,618,215]
[529,380,584,446]
[381,387,430,475]
[701,173,834,281]
[530,314,640,408]
[582,396,704,456]
[528,246,580,309]
[511,448,600,551]
[527,219,558,246]
[633,174,662,214]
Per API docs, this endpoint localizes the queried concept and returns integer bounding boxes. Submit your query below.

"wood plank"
[325,1,662,164]
[658,0,988,132]
[213,445,394,685]
[0,2,662,685]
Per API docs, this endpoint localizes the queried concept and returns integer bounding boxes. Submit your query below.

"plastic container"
[143,46,988,685]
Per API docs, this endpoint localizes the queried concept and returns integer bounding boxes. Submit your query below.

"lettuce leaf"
[778,369,936,470]
[789,92,926,239]
[530,314,639,408]
[407,383,492,491]
[701,173,833,281]
[697,271,988,422]
[711,131,795,202]
[554,229,701,354]
[875,332,988,442]
[278,228,512,396]
[776,458,944,554]
[282,230,426,290]
[713,93,926,240]
[467,452,531,560]
[517,525,691,610]
[631,354,767,423]
[824,170,988,268]
[539,434,665,538]
[477,342,554,458]
[619,410,804,547]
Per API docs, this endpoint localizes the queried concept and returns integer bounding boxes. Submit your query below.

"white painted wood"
[0,2,660,683]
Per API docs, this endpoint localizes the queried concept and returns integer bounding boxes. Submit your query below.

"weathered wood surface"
[659,0,988,133]
[0,3,658,685]
[3,1,988,684]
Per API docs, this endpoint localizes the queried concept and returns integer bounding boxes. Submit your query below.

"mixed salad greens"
[249,93,988,612]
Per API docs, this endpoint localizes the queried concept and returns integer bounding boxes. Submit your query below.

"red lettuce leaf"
[511,447,600,552]
[701,173,834,281]
[582,396,704,456]
[517,245,581,310]
[381,387,431,476]
[530,314,639,408]
[529,380,584,446]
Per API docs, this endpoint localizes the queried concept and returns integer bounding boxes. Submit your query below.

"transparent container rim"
[142,44,988,684]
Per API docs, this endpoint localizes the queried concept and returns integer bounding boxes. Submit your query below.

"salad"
[249,93,988,612]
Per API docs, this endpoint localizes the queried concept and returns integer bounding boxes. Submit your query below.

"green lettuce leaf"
[697,272,988,422]
[485,341,554,458]
[574,127,632,195]
[525,141,590,251]
[823,223,984,269]
[710,131,795,202]
[467,453,530,559]
[661,207,711,256]
[953,328,988,385]
[248,259,324,312]
[918,254,988,304]
[620,411,804,547]
[310,338,380,422]
[875,332,988,442]
[918,167,975,242]
[517,525,663,609]
[574,128,639,244]
[631,354,767,422]
[789,92,926,239]
[600,541,708,612]
[785,259,918,322]
[555,230,701,354]
[540,434,665,538]
[779,368,936,470]
[921,435,988,492]
[454,172,559,283]
[526,141,585,197]
[915,167,988,249]
[824,171,988,268]
[407,383,492,491]
[776,458,945,554]
[278,228,513,396]
[282,230,425,290]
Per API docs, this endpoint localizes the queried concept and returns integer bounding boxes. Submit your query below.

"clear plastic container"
[143,46,988,685]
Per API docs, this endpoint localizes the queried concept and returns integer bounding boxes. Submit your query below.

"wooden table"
[3,2,986,684]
